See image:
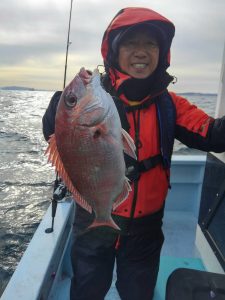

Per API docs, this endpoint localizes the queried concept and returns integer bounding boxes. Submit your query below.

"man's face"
[118,29,160,79]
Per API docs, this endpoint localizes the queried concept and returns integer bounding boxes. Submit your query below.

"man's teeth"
[133,64,146,68]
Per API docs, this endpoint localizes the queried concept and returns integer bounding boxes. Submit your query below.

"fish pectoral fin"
[113,177,131,210]
[45,134,92,213]
[121,128,137,159]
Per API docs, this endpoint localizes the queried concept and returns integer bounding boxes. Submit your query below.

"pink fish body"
[46,68,136,230]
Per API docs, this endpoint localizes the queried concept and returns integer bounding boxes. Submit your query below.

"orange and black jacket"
[43,7,225,222]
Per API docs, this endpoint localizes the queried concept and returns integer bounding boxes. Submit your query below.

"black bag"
[166,268,225,300]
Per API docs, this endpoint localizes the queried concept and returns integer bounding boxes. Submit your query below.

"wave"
[0,131,30,141]
[0,181,53,187]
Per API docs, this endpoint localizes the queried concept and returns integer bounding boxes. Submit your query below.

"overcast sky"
[0,0,225,93]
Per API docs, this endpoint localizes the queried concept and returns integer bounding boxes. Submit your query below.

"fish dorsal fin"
[113,177,131,210]
[45,134,92,213]
[121,128,137,159]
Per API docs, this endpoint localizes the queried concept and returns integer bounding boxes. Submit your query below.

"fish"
[45,68,136,230]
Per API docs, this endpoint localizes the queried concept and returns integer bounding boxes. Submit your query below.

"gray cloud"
[0,0,225,92]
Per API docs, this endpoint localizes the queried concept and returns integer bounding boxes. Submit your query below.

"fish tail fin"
[88,217,120,231]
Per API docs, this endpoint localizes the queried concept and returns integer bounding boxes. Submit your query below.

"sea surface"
[0,90,217,295]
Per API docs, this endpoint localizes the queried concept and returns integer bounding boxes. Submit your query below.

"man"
[43,7,225,300]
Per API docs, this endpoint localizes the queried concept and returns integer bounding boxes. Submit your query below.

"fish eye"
[64,93,78,108]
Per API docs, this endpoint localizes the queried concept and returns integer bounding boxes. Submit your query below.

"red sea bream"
[46,68,136,230]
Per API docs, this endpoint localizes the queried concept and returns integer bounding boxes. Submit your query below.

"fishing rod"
[63,0,74,89]
[46,0,74,233]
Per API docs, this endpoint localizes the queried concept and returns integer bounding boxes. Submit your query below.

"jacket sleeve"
[42,91,62,141]
[170,92,225,153]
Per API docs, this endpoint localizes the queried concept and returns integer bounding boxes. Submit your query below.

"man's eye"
[147,42,158,49]
[64,93,78,108]
[122,40,136,47]
[127,41,136,46]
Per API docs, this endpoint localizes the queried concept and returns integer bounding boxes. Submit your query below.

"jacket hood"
[101,7,175,70]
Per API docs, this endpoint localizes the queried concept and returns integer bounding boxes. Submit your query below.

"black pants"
[70,206,164,300]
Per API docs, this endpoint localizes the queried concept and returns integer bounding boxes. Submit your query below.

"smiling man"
[42,6,225,300]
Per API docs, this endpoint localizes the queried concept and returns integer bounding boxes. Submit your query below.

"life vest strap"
[125,154,163,181]
[139,154,163,172]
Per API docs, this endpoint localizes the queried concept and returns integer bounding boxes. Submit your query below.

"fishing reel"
[53,181,68,201]
[45,178,69,234]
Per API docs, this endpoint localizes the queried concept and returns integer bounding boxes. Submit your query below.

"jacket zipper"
[128,110,141,232]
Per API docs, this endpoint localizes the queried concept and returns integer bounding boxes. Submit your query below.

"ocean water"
[0,90,217,295]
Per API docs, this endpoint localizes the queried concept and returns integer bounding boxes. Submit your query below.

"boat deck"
[105,210,205,300]
[52,210,205,300]
[1,155,213,300]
